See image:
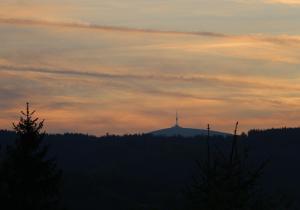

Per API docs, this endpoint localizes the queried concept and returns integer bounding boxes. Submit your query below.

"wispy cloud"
[1,17,300,47]
[266,0,300,5]
[1,6,300,134]
[233,0,300,5]
[1,64,300,93]
[0,18,226,38]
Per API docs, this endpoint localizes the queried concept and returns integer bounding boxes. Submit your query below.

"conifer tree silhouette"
[186,122,268,210]
[0,103,63,210]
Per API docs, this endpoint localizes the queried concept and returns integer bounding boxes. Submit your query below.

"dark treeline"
[4,126,300,144]
[2,126,300,145]
[248,127,300,141]
[0,107,300,209]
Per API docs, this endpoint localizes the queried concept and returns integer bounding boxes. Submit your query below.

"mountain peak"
[149,125,230,137]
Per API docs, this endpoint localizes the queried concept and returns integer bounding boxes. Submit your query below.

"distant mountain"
[149,124,231,137]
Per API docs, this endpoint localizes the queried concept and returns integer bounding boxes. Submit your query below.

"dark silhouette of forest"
[0,104,300,209]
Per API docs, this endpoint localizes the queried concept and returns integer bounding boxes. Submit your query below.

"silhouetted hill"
[0,128,300,209]
[149,124,230,137]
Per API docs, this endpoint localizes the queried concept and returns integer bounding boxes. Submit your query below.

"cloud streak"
[1,64,300,93]
[266,0,300,5]
[234,0,300,5]
[0,18,226,38]
[1,65,287,112]
[1,17,300,46]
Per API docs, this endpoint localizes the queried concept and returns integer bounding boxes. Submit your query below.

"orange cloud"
[2,64,300,93]
[0,17,226,38]
[0,3,75,22]
[1,16,300,135]
[266,0,300,5]
[2,17,300,46]
[234,0,300,5]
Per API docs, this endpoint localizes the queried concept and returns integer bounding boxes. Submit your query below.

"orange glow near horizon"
[1,1,300,135]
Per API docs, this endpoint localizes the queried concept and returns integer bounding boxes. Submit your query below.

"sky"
[0,0,300,135]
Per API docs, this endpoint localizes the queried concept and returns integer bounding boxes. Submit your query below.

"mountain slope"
[149,125,230,137]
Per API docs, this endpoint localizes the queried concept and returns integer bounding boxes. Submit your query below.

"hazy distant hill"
[0,128,300,210]
[149,124,230,137]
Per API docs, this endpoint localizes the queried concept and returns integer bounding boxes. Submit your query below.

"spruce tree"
[186,122,267,210]
[0,103,62,210]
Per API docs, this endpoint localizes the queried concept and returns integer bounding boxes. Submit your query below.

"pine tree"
[186,122,267,210]
[0,103,63,210]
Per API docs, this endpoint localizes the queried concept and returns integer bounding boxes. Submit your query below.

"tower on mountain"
[149,112,230,137]
[176,111,179,127]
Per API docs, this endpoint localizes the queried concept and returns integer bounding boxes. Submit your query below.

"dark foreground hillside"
[0,128,300,210]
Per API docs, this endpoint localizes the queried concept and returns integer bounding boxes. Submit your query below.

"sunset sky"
[1,0,300,135]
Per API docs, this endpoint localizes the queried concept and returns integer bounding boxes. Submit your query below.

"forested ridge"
[0,126,300,209]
